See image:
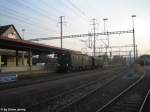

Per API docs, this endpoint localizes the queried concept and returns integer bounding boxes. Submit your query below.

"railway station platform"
[0,36,78,73]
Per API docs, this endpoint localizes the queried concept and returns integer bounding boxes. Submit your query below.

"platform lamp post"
[22,29,25,40]
[103,18,109,63]
[131,15,136,62]
[103,18,108,33]
[103,18,108,49]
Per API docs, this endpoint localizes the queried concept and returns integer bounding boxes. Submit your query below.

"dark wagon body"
[57,52,103,72]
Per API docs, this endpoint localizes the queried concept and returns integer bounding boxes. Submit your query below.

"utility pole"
[103,18,109,63]
[131,15,136,62]
[91,18,97,57]
[58,16,65,48]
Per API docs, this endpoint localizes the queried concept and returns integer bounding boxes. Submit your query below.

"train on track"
[56,51,103,72]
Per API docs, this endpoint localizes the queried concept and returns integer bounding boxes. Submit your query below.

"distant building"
[139,55,150,66]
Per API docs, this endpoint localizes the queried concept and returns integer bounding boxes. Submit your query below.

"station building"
[0,25,29,72]
[0,24,73,73]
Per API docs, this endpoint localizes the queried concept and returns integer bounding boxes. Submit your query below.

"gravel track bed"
[60,68,142,112]
[30,70,117,112]
[26,69,124,112]
[0,67,126,108]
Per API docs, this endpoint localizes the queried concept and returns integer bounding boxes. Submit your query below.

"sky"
[0,0,150,56]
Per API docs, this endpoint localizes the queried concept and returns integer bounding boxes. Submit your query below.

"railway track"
[95,71,150,112]
[59,69,143,112]
[139,88,150,112]
[0,66,126,108]
[26,67,128,112]
[27,71,118,111]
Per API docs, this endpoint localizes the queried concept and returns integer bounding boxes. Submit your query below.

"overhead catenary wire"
[0,13,55,37]
[4,0,56,23]
[14,0,56,22]
[66,0,88,17]
[0,11,57,35]
[15,0,83,39]
[1,0,59,33]
[0,6,58,33]
[18,29,48,39]
[39,0,81,34]
[1,0,90,40]
[59,0,90,43]
[60,0,89,23]
[0,0,63,39]
[39,0,67,17]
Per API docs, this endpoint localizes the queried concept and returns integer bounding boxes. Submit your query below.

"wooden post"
[16,50,18,66]
[28,49,32,71]
[22,51,24,66]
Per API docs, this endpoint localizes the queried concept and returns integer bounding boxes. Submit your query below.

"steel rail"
[56,75,118,112]
[27,74,116,110]
[139,88,150,112]
[26,68,125,111]
[95,72,145,112]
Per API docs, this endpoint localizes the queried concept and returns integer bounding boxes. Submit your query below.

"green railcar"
[57,52,92,72]
[70,53,83,71]
[57,53,71,72]
[57,52,103,72]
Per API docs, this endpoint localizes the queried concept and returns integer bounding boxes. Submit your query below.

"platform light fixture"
[131,15,136,61]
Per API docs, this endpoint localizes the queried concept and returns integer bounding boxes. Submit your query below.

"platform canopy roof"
[0,36,81,54]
